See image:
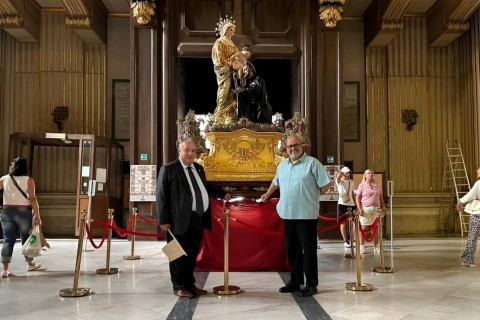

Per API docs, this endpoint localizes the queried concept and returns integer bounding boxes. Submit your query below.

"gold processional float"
[178,110,311,294]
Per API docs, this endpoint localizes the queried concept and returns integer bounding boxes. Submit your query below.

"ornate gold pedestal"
[201,128,283,182]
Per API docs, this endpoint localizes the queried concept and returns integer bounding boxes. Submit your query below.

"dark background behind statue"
[183,58,292,121]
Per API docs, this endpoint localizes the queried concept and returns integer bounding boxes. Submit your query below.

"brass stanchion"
[59,210,91,297]
[346,210,373,291]
[344,208,355,259]
[96,209,119,274]
[372,210,394,273]
[213,206,241,295]
[124,207,141,260]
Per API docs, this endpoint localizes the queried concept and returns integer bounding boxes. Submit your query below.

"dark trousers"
[283,219,318,287]
[167,214,203,291]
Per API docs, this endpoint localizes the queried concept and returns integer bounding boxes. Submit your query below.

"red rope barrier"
[136,213,158,224]
[358,217,380,242]
[111,219,129,238]
[91,219,165,238]
[317,217,351,233]
[85,220,109,249]
[318,212,348,221]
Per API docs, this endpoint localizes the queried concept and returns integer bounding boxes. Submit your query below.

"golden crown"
[215,16,235,36]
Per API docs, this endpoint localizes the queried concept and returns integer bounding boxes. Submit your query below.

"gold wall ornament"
[318,0,345,28]
[200,128,284,182]
[280,112,310,155]
[51,106,69,131]
[176,110,207,156]
[130,0,156,25]
[401,109,419,131]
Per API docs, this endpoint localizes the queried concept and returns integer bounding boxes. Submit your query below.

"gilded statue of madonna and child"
[211,17,273,126]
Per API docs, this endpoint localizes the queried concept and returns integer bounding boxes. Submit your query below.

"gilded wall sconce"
[130,0,156,25]
[401,109,419,131]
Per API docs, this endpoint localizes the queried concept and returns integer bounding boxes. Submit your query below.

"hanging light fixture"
[130,0,156,25]
[318,0,346,28]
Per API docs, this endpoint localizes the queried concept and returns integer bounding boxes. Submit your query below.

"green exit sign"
[327,156,334,164]
[140,153,148,161]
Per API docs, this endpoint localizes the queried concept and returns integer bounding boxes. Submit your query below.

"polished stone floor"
[0,237,479,320]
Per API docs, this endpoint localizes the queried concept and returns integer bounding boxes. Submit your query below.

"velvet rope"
[91,219,165,238]
[358,217,380,242]
[85,219,109,249]
[317,217,351,233]
[136,213,158,224]
[318,212,348,221]
[111,219,129,238]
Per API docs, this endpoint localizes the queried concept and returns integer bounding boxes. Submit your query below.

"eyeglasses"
[286,143,302,149]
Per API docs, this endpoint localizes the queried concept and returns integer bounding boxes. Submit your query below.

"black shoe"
[298,286,317,297]
[279,281,300,293]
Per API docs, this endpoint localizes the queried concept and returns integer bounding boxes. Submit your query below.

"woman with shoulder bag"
[0,157,42,278]
[456,166,480,268]
[336,167,356,248]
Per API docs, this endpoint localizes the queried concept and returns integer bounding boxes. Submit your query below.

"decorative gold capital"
[318,0,345,28]
[0,14,23,26]
[65,15,93,27]
[130,0,156,25]
[444,20,470,32]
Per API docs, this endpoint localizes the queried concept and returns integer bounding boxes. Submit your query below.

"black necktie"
[187,166,204,216]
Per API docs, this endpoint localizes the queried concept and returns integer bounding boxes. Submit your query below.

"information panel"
[130,165,157,202]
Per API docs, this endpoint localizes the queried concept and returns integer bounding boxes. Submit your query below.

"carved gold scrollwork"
[318,0,345,28]
[0,15,23,26]
[130,0,156,25]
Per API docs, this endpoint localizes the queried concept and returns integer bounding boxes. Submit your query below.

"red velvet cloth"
[196,198,290,271]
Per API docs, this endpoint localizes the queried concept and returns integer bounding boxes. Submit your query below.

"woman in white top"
[335,167,356,248]
[0,157,42,278]
[456,166,480,267]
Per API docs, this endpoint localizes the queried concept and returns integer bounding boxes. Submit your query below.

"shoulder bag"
[9,175,50,248]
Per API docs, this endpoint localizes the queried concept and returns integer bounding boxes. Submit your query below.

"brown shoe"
[193,288,208,296]
[173,289,194,298]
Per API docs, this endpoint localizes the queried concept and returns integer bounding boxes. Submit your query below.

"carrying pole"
[213,204,241,295]
[124,207,141,260]
[59,210,91,297]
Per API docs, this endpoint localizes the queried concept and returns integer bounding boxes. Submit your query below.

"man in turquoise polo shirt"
[261,135,331,297]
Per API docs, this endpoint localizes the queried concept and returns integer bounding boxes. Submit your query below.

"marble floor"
[0,237,479,320]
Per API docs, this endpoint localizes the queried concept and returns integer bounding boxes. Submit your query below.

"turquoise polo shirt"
[273,152,331,220]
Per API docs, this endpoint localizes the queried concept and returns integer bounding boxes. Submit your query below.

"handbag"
[22,225,43,258]
[464,199,480,215]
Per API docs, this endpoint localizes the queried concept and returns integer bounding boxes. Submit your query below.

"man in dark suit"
[156,137,230,298]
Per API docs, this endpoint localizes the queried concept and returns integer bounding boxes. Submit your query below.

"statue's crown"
[215,16,235,36]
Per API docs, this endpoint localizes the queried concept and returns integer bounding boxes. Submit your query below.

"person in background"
[0,156,42,278]
[456,166,480,268]
[335,166,356,248]
[156,138,231,298]
[261,135,331,297]
[355,169,386,254]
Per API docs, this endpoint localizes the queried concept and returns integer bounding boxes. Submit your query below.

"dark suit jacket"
[156,159,212,235]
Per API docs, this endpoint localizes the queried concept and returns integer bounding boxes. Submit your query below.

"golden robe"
[211,37,239,124]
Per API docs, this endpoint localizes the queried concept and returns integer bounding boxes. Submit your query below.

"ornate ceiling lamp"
[130,0,156,25]
[318,0,346,28]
